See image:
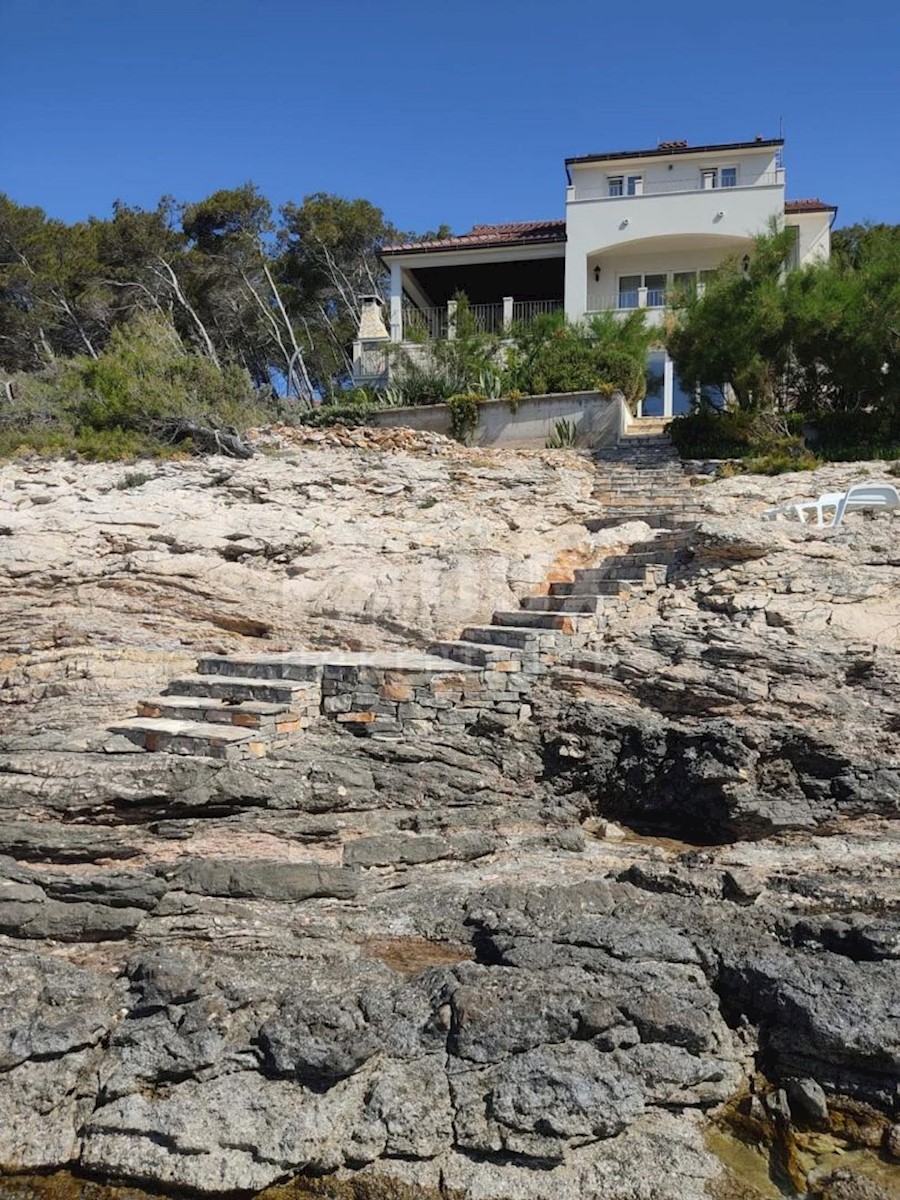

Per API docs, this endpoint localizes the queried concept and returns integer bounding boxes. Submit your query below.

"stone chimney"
[357,295,389,341]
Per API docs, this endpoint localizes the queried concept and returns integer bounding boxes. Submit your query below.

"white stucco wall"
[789,210,833,265]
[569,148,779,199]
[565,186,784,319]
[564,147,785,321]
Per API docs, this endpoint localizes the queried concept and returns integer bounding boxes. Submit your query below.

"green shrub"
[546,418,579,449]
[0,314,266,460]
[506,310,652,402]
[115,469,155,489]
[447,393,482,444]
[667,404,757,458]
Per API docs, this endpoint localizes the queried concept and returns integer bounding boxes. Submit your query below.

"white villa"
[354,136,836,418]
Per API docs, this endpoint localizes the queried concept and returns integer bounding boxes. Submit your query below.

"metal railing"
[400,297,564,339]
[572,170,783,202]
[468,302,504,334]
[586,289,669,313]
[512,298,564,323]
[401,304,448,340]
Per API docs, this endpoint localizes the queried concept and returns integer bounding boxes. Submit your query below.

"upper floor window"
[608,176,623,197]
[627,175,643,196]
[702,166,738,190]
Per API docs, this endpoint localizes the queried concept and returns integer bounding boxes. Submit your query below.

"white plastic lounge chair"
[762,491,845,527]
[831,481,900,527]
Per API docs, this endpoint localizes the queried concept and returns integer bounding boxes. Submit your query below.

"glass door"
[618,275,640,309]
[642,350,667,417]
[645,273,666,308]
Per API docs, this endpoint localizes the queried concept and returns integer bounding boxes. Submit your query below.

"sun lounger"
[762,491,844,527]
[832,481,900,527]
[762,481,900,528]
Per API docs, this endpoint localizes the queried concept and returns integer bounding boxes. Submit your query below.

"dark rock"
[163,858,359,901]
[786,1076,829,1123]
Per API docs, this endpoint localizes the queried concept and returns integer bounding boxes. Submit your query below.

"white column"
[664,355,675,418]
[389,262,403,343]
[502,296,514,331]
[638,286,648,309]
[447,299,458,341]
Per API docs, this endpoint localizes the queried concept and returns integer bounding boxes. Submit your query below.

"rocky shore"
[0,443,898,1200]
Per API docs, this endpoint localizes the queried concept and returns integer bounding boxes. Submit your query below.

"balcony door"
[618,273,667,309]
[640,352,697,418]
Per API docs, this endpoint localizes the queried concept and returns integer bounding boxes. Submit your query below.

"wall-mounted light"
[715,210,725,219]
[594,265,602,282]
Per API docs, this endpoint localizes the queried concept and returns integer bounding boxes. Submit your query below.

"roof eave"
[565,138,785,167]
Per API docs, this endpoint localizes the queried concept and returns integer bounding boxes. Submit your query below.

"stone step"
[166,675,320,705]
[490,610,595,632]
[520,594,607,614]
[197,654,323,682]
[586,514,700,532]
[602,549,684,566]
[108,717,266,760]
[428,641,522,669]
[137,695,308,733]
[551,578,646,598]
[569,563,656,582]
[460,626,543,651]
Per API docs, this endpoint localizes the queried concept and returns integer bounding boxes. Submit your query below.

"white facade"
[363,137,837,413]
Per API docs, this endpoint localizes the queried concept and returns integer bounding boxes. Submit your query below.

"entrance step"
[427,641,523,669]
[460,626,544,651]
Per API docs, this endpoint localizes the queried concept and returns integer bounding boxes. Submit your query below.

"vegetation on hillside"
[667,223,900,463]
[1,181,898,462]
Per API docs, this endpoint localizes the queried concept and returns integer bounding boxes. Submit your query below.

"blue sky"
[3,0,898,233]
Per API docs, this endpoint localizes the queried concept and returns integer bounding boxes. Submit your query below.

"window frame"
[608,175,624,197]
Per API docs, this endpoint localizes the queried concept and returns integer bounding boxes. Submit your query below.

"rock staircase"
[427,528,695,675]
[109,429,701,758]
[590,430,705,529]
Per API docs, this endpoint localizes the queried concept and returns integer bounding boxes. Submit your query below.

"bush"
[506,311,652,403]
[0,314,266,460]
[667,404,757,458]
[447,393,483,443]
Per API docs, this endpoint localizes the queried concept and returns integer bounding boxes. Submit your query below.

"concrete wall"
[367,391,628,449]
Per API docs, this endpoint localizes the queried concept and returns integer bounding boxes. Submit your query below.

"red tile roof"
[383,219,566,256]
[785,198,838,213]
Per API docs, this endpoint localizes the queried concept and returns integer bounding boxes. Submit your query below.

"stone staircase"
[590,430,705,529]
[109,429,701,758]
[427,528,695,675]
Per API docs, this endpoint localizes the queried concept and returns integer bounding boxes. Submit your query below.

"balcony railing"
[469,302,504,334]
[401,304,448,340]
[512,298,565,322]
[571,170,784,202]
[587,288,672,313]
[398,297,563,340]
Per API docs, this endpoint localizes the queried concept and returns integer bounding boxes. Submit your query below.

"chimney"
[357,295,389,341]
